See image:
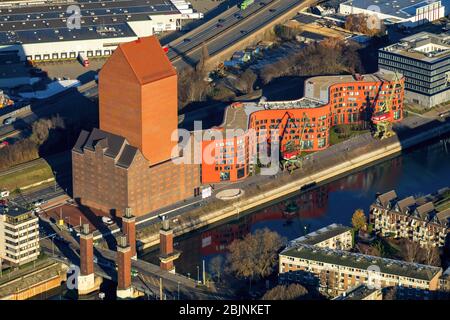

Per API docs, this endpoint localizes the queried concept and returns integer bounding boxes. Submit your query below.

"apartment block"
[370,188,450,247]
[279,244,442,297]
[288,223,353,251]
[0,205,40,266]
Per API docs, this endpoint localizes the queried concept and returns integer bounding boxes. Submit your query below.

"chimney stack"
[116,235,133,299]
[78,223,97,294]
[158,218,180,273]
[122,207,136,258]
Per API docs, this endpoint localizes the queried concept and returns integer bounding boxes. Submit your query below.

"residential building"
[201,70,404,183]
[279,243,442,297]
[340,0,445,27]
[379,32,450,108]
[0,205,40,266]
[332,284,383,300]
[288,223,353,251]
[370,188,450,247]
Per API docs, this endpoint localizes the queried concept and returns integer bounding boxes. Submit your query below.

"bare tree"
[262,283,308,300]
[237,69,257,94]
[383,286,398,300]
[209,255,224,282]
[227,228,286,290]
[423,245,440,266]
[196,42,210,73]
[403,240,421,263]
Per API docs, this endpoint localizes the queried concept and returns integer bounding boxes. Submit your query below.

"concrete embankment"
[0,261,68,300]
[138,117,450,250]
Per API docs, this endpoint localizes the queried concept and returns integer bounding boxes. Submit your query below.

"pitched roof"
[396,196,416,214]
[72,128,140,169]
[117,36,176,84]
[415,202,435,220]
[436,209,450,225]
[377,190,397,207]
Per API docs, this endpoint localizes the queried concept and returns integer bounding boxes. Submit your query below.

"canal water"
[142,134,450,277]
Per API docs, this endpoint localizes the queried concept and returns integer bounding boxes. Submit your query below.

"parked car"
[3,117,16,125]
[102,216,114,225]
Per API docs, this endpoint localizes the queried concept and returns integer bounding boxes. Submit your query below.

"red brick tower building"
[116,235,133,299]
[122,207,136,259]
[99,36,177,165]
[159,219,180,273]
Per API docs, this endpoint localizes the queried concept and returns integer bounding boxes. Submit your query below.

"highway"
[168,0,310,69]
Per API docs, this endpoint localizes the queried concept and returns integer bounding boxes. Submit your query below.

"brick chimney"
[159,218,180,273]
[116,235,133,299]
[122,207,136,259]
[78,223,96,294]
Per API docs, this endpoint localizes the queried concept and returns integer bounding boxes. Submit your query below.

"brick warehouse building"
[72,36,200,217]
[201,71,405,183]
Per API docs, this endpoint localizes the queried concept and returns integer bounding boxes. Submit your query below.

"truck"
[78,52,89,67]
[240,0,254,10]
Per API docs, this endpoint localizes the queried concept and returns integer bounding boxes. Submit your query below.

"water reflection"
[142,136,450,276]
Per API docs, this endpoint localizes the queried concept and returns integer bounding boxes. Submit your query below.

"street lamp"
[177,281,180,300]
[197,266,200,284]
[53,171,57,192]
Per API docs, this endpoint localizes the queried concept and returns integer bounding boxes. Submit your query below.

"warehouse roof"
[116,36,176,84]
[0,0,179,44]
[341,0,440,19]
[281,244,442,281]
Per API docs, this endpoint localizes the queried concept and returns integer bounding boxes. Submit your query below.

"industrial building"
[379,32,450,108]
[201,70,404,183]
[339,0,445,27]
[72,36,200,217]
[0,205,40,266]
[0,0,203,62]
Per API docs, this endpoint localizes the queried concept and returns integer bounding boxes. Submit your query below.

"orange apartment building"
[201,71,404,183]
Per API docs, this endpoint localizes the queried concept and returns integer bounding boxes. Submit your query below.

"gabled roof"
[377,190,397,208]
[116,36,176,85]
[396,196,416,214]
[72,128,141,169]
[436,209,450,226]
[414,202,435,220]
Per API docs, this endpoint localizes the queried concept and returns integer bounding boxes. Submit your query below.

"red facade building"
[201,71,404,183]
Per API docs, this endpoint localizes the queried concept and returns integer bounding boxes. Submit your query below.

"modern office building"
[340,0,445,27]
[379,32,450,107]
[0,0,203,62]
[0,205,40,266]
[279,243,443,297]
[201,70,404,183]
[370,188,450,247]
[72,36,200,217]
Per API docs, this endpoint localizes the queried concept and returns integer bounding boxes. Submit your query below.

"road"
[169,0,311,69]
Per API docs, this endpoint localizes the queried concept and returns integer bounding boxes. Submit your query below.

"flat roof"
[305,70,402,101]
[281,244,442,281]
[213,97,325,133]
[0,204,30,217]
[380,32,450,63]
[287,223,351,246]
[0,0,179,45]
[341,0,441,19]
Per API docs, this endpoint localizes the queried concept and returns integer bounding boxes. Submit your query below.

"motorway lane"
[170,0,312,69]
